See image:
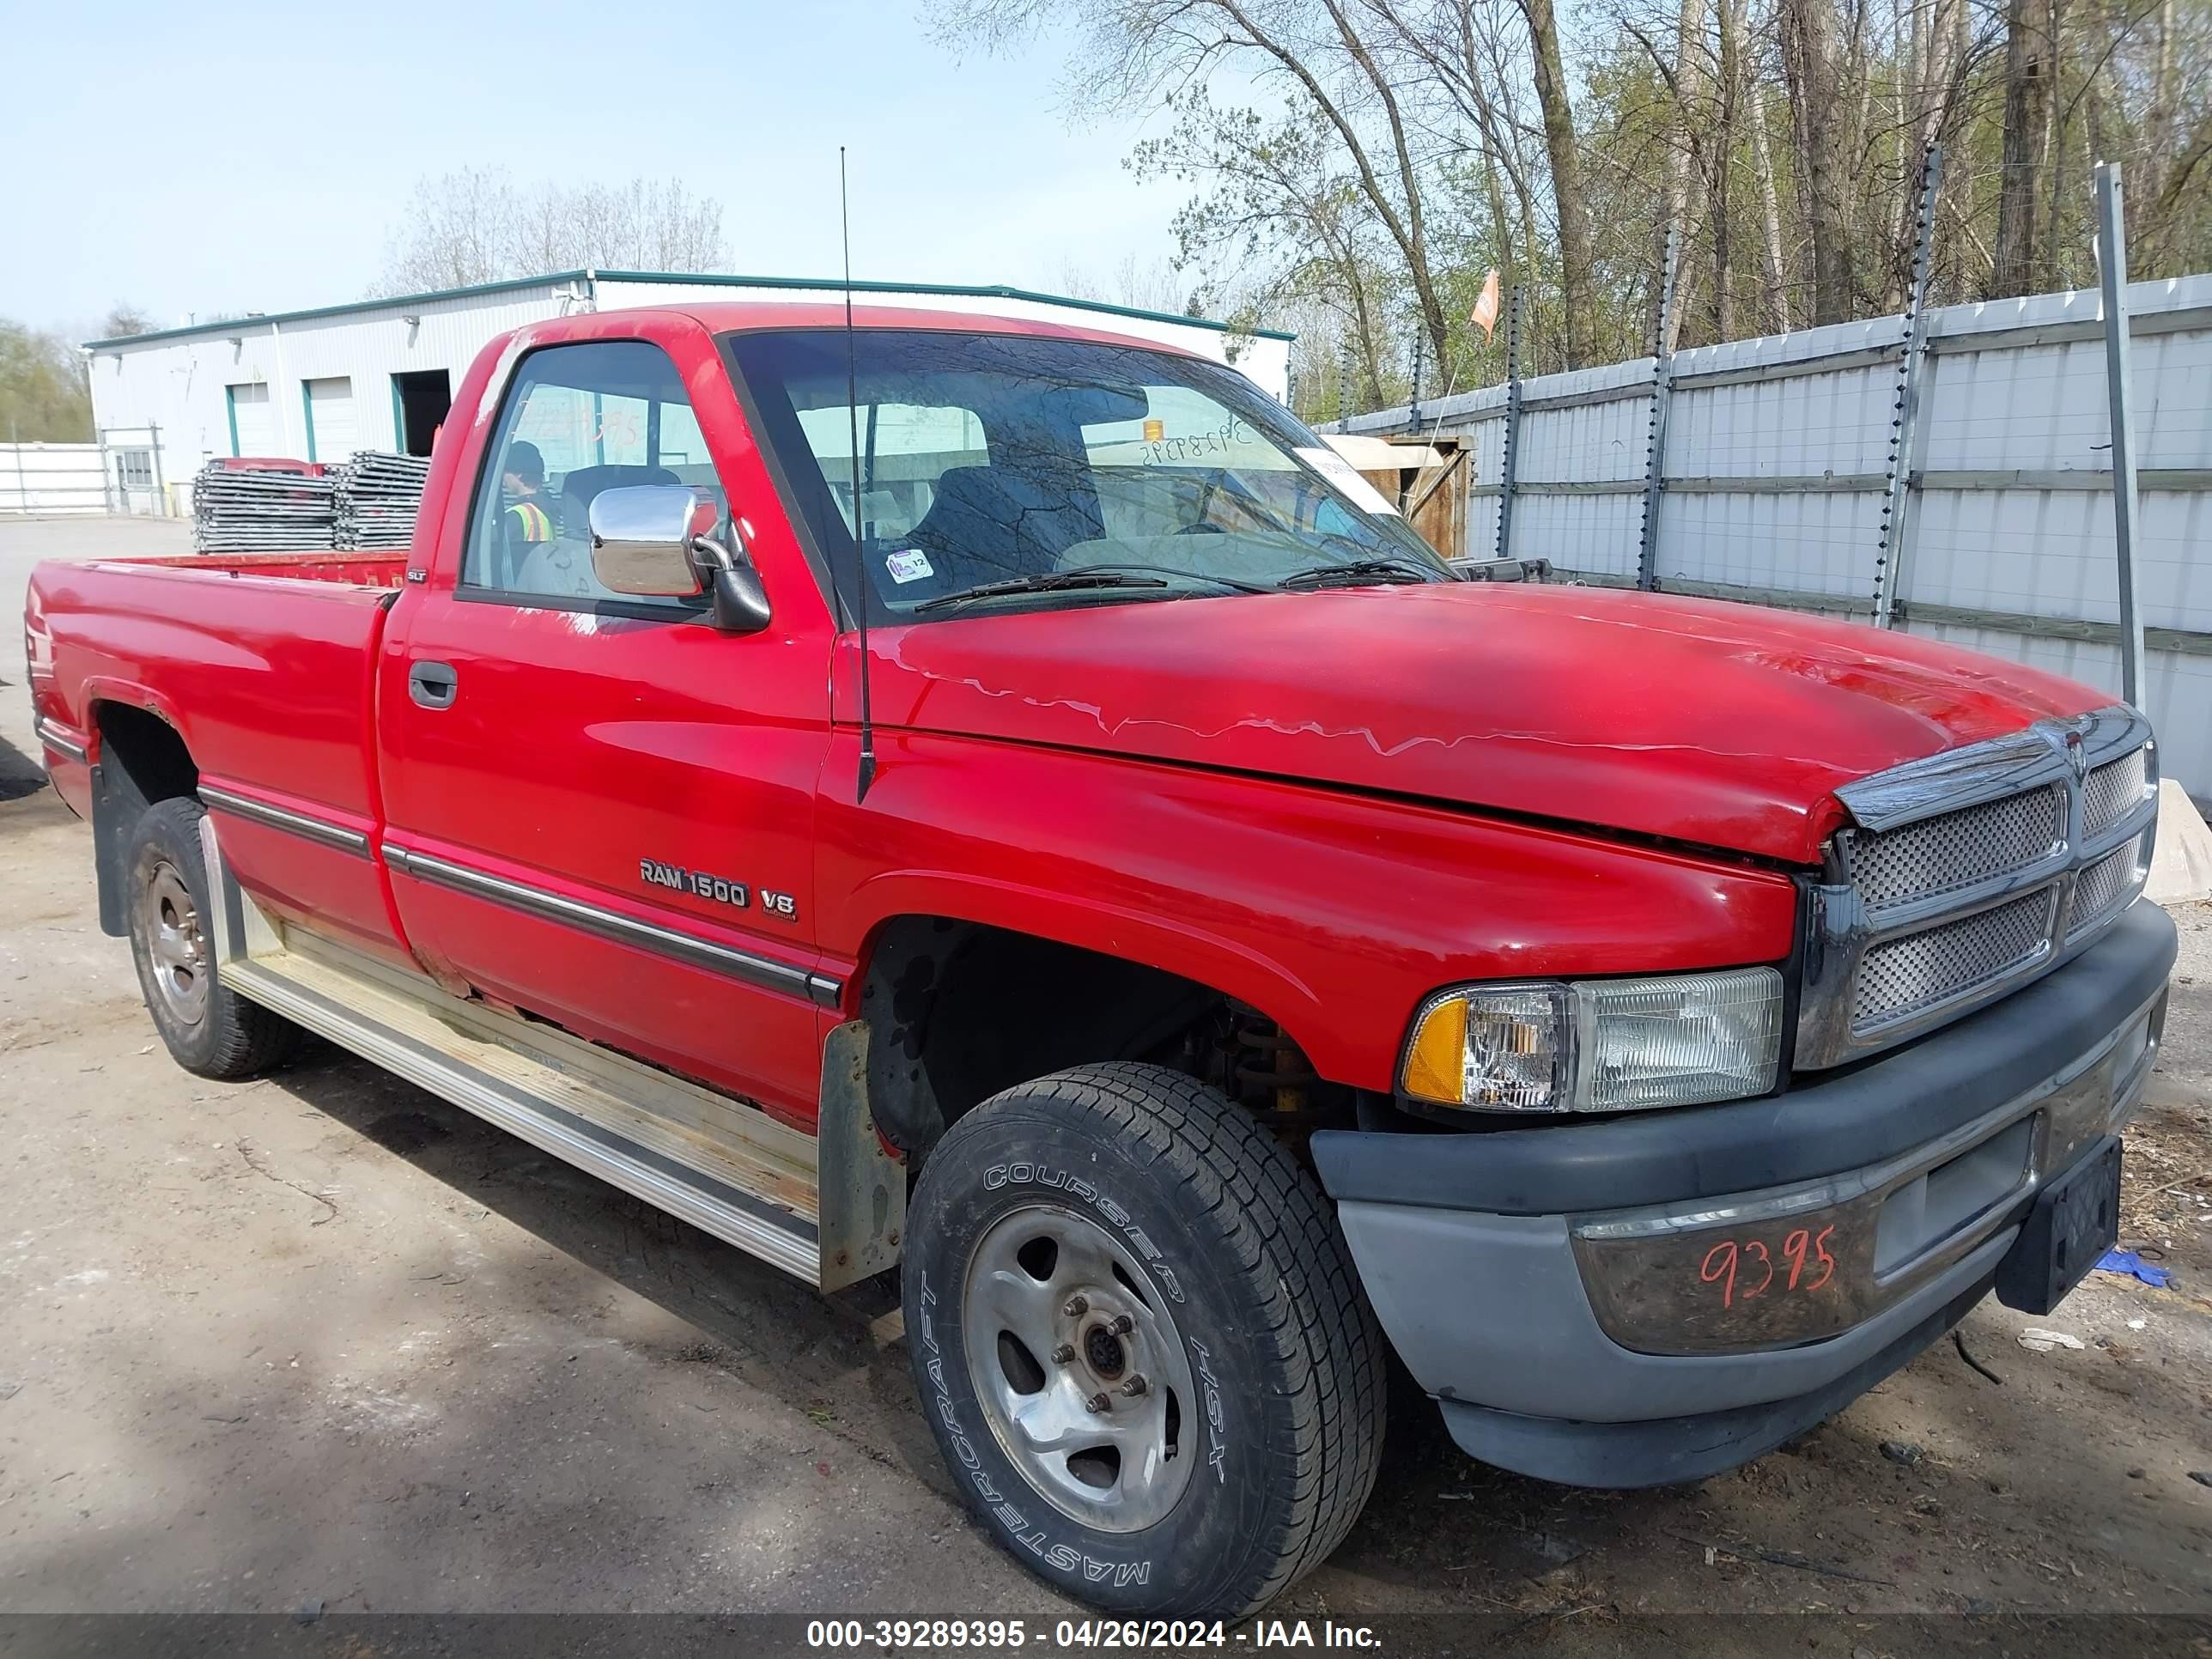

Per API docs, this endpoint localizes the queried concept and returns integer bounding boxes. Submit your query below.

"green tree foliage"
[0,320,92,443]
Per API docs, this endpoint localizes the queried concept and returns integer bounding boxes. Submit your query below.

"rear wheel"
[125,798,302,1079]
[903,1063,1385,1618]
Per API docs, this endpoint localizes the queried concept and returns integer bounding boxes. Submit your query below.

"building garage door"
[304,377,357,462]
[228,382,276,457]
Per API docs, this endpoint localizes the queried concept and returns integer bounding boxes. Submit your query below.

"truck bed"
[27,547,408,961]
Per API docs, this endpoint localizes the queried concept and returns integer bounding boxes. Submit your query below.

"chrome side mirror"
[587,486,704,597]
[586,484,771,634]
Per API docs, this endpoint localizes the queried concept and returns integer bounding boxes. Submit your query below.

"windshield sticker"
[1294,447,1403,517]
[885,549,935,584]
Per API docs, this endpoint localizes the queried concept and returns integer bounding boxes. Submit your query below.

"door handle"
[408,660,459,710]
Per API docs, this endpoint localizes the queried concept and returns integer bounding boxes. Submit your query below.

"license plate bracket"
[1995,1136,2122,1316]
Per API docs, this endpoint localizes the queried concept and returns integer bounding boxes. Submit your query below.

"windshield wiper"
[913,564,1268,615]
[1276,557,1444,591]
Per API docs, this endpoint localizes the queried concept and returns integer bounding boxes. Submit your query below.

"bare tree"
[1502,0,1599,362]
[939,0,1483,368]
[1712,0,1742,338]
[1649,0,1711,349]
[1133,89,1404,401]
[374,169,730,295]
[1781,0,1856,322]
[97,304,155,341]
[1992,0,2054,293]
[1054,252,1193,313]
[1747,76,1796,330]
[933,0,2212,405]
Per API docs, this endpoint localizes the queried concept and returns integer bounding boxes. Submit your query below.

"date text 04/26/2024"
[805,1620,1382,1649]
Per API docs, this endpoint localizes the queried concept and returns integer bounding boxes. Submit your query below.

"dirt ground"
[2,516,2209,1645]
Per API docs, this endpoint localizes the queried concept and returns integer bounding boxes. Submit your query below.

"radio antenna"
[841,146,877,804]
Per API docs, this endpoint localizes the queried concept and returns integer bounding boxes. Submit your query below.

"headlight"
[1401,968,1784,1114]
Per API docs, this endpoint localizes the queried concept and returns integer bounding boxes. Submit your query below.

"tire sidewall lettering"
[978,1163,1186,1307]
[917,1148,1261,1601]
[917,1266,1158,1592]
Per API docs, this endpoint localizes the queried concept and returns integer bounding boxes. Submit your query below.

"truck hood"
[866,582,2111,864]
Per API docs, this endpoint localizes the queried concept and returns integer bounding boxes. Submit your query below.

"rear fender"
[86,695,198,938]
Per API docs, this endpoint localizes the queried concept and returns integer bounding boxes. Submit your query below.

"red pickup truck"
[25,301,2174,1618]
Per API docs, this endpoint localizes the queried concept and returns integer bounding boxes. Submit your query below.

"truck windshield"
[723,328,1450,623]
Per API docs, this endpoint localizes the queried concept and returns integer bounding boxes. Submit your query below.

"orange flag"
[1469,269,1502,343]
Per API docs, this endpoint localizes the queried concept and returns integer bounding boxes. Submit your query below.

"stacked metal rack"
[191,462,336,553]
[332,451,432,550]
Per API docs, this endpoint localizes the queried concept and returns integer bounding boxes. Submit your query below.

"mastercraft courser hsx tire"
[125,798,303,1080]
[903,1062,1386,1617]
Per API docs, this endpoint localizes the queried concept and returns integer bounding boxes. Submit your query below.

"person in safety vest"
[499,441,554,582]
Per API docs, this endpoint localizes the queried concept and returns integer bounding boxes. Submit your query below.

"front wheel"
[903,1063,1385,1618]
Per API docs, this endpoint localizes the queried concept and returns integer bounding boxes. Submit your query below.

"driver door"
[377,321,835,1119]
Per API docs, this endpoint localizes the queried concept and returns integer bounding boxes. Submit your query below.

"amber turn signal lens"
[1401,996,1468,1105]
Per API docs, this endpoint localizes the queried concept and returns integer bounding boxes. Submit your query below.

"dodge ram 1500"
[26,301,2172,1616]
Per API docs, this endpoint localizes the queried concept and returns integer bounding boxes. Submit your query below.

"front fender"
[815,730,1801,1092]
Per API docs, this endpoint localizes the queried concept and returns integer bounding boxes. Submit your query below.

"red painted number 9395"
[1699,1224,1838,1309]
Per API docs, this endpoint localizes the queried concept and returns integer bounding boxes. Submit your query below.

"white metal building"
[83,271,1294,509]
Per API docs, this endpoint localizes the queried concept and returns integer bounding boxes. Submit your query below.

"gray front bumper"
[1319,901,2175,1487]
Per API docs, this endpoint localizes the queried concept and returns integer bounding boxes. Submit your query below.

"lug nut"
[1051,1344,1076,1364]
[1120,1375,1147,1397]
[1085,1392,1112,1414]
[1063,1295,1088,1317]
[1109,1314,1133,1336]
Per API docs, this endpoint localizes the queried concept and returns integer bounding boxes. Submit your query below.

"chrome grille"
[1848,784,2064,910]
[1851,888,2056,1030]
[1799,708,2159,1068]
[2069,835,2145,939]
[2083,748,2148,839]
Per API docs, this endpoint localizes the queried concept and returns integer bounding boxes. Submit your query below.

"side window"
[462,339,725,609]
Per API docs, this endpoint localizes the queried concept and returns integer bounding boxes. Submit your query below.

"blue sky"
[1,0,1192,333]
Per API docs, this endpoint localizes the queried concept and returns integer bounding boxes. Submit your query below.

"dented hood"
[864,581,2112,864]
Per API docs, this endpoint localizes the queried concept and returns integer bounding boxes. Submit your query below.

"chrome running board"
[198,819,902,1291]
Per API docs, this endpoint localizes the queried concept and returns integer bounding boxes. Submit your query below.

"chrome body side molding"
[199,783,372,857]
[197,816,897,1293]
[380,842,843,1009]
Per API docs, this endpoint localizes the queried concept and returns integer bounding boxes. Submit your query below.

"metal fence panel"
[0,443,108,514]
